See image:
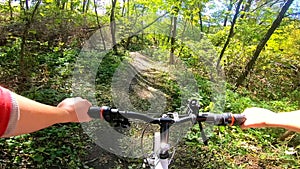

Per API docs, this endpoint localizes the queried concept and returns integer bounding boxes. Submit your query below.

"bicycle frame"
[146,132,170,169]
[145,113,181,169]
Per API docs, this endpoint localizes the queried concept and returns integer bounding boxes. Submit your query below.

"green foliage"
[0,37,21,86]
[0,0,300,168]
[0,124,89,168]
[184,89,300,168]
[22,87,70,105]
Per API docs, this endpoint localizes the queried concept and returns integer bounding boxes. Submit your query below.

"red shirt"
[0,86,12,137]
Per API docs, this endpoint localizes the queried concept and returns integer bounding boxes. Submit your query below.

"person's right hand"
[241,107,276,129]
[57,97,92,123]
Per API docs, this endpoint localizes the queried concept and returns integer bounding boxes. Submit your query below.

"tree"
[217,0,244,69]
[240,0,253,19]
[110,0,117,52]
[94,0,106,50]
[223,0,234,26]
[19,0,41,87]
[8,0,13,20]
[235,0,295,89]
[169,5,180,65]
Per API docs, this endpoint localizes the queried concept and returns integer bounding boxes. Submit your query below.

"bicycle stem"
[159,120,170,159]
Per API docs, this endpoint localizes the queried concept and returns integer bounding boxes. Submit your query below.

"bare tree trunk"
[82,0,86,13]
[181,19,188,39]
[110,0,117,52]
[199,11,203,32]
[223,0,234,27]
[167,17,173,43]
[197,2,203,32]
[121,0,126,17]
[235,0,294,89]
[86,0,90,13]
[178,19,188,57]
[94,0,106,50]
[141,6,145,43]
[25,0,29,10]
[127,0,130,17]
[217,0,243,69]
[19,0,41,89]
[169,16,177,65]
[61,2,65,10]
[8,0,13,20]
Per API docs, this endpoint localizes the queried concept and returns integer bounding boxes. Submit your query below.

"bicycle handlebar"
[88,106,246,126]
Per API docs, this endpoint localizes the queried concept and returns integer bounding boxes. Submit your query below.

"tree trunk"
[86,0,90,13]
[25,0,29,10]
[8,0,13,20]
[169,16,177,65]
[82,0,86,13]
[127,0,130,17]
[167,16,173,44]
[180,19,188,39]
[217,0,243,69]
[235,0,294,89]
[61,2,65,10]
[20,0,25,12]
[110,0,117,52]
[198,3,203,32]
[122,0,126,17]
[94,0,106,50]
[19,0,41,89]
[223,0,234,27]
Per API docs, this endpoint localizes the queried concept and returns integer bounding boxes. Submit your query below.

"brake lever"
[198,122,208,145]
[103,107,131,128]
[111,113,131,128]
[189,99,209,145]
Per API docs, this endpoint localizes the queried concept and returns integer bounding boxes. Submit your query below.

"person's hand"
[57,97,92,123]
[241,107,276,129]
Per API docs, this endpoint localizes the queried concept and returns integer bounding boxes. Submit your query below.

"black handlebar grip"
[88,107,102,118]
[232,114,246,126]
[204,113,246,126]
[88,106,117,123]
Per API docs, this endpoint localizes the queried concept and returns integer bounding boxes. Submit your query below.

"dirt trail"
[83,52,163,169]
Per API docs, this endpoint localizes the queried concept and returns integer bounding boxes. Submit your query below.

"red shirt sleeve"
[0,86,12,137]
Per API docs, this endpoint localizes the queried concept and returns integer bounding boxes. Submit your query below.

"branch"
[30,0,41,22]
[250,0,282,12]
[132,12,168,35]
[216,0,244,69]
[285,12,300,17]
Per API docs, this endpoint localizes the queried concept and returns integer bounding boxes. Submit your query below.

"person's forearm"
[267,110,300,132]
[6,93,71,137]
